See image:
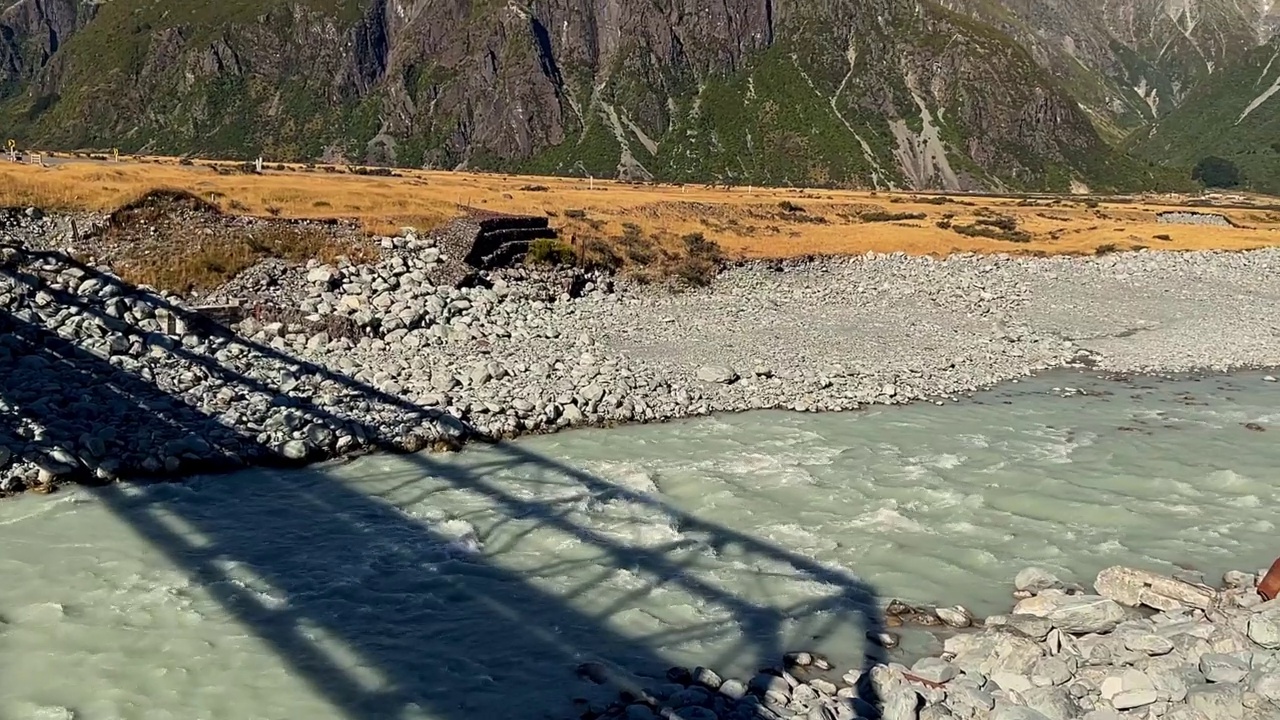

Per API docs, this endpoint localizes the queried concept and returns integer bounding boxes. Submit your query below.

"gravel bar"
[2,209,1279,492]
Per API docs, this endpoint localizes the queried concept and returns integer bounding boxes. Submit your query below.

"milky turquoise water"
[2,370,1278,720]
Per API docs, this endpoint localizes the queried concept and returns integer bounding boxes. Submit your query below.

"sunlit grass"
[0,156,1277,259]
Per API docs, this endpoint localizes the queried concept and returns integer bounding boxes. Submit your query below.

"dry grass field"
[3,153,1280,263]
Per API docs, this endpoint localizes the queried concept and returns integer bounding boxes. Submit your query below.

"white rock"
[1122,633,1174,655]
[695,365,738,384]
[1111,689,1158,710]
[936,606,973,628]
[1013,594,1127,634]
[910,657,958,685]
[560,404,585,425]
[1101,669,1153,700]
[279,440,309,460]
[991,671,1033,692]
[307,267,335,284]
[1248,608,1280,649]
[1016,567,1063,593]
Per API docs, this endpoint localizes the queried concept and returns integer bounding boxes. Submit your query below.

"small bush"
[347,165,395,177]
[974,215,1018,232]
[952,222,1029,242]
[669,255,719,287]
[519,184,550,192]
[564,208,587,219]
[860,210,926,222]
[618,224,657,264]
[1192,156,1241,188]
[1094,243,1119,255]
[778,200,806,213]
[579,237,621,271]
[681,232,724,265]
[266,205,283,217]
[525,239,576,265]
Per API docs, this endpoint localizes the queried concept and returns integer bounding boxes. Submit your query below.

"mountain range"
[1,0,1277,193]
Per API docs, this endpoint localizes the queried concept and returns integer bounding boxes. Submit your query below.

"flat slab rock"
[1094,565,1218,611]
[1012,593,1128,634]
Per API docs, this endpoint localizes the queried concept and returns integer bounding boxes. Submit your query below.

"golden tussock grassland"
[2,154,1279,264]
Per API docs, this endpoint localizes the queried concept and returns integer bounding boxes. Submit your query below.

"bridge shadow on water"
[0,250,889,719]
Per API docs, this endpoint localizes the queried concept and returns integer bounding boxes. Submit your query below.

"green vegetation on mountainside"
[0,0,373,157]
[0,0,1216,193]
[1131,39,1280,194]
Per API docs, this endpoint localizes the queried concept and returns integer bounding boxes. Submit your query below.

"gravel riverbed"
[1,208,1279,492]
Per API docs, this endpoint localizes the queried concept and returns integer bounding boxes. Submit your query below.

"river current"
[1,370,1278,720]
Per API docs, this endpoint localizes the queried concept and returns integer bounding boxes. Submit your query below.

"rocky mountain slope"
[942,0,1278,141]
[0,0,1247,191]
[1131,35,1280,194]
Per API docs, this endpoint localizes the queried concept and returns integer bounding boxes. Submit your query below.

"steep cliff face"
[0,0,1171,191]
[0,0,95,101]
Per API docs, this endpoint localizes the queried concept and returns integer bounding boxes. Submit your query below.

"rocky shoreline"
[577,565,1280,720]
[2,208,1280,493]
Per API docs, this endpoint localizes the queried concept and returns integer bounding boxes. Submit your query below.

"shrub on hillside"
[1192,156,1242,188]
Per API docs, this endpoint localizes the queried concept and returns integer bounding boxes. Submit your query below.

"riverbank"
[2,207,1280,493]
[583,564,1280,720]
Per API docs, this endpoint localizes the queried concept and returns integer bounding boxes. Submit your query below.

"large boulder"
[1013,594,1127,634]
[1094,566,1217,611]
[1015,567,1064,593]
[1248,604,1280,649]
[944,628,1045,676]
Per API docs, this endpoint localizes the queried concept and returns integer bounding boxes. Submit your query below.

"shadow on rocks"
[0,245,890,719]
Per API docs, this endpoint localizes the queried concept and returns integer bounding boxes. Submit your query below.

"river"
[1,370,1278,720]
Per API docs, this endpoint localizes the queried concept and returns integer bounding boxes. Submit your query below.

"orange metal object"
[1260,557,1280,601]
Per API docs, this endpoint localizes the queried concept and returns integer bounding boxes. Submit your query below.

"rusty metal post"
[1260,557,1280,600]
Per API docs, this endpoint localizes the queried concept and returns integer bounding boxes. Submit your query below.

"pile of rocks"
[577,565,1280,720]
[1155,212,1233,228]
[0,243,470,493]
